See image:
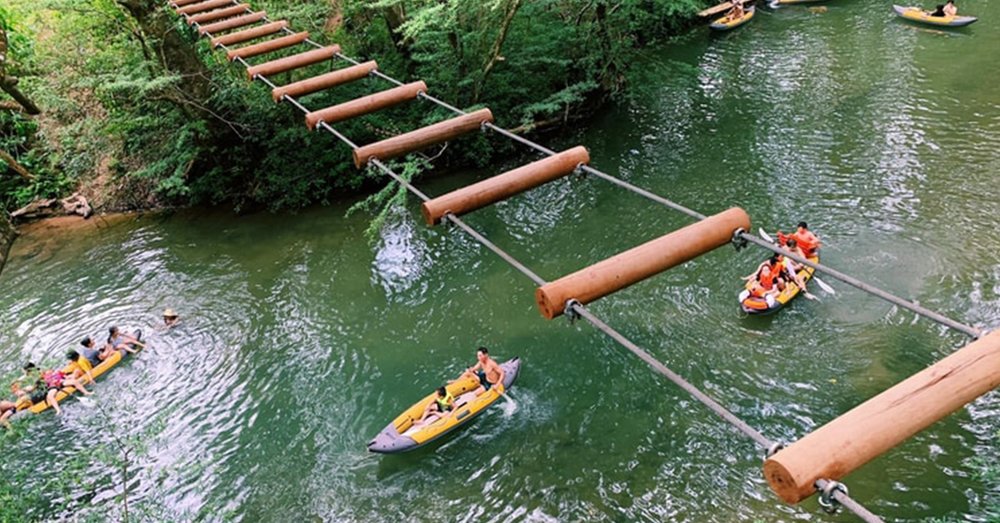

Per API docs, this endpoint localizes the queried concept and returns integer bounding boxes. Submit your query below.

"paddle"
[758,228,836,296]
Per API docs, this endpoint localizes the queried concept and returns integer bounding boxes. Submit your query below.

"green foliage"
[0,0,709,214]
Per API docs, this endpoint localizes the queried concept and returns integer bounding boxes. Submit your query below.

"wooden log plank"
[226,32,309,61]
[199,12,267,36]
[421,146,590,225]
[271,61,378,102]
[764,329,1000,504]
[535,208,752,319]
[177,0,234,16]
[305,81,425,129]
[246,45,340,80]
[187,4,250,26]
[352,109,494,168]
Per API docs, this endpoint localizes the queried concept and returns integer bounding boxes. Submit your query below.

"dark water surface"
[2,1,999,521]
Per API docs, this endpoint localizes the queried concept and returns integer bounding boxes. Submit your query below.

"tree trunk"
[0,210,15,278]
[473,0,523,103]
[0,148,33,180]
[0,22,41,114]
[382,4,412,65]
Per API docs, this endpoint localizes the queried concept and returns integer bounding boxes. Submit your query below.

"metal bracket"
[764,441,785,461]
[564,299,582,324]
[731,228,748,251]
[818,480,848,514]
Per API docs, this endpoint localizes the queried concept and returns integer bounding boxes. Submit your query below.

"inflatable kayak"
[368,357,520,454]
[892,5,977,27]
[740,258,818,314]
[15,330,143,416]
[711,6,755,31]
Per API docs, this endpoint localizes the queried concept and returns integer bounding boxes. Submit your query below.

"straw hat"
[163,308,178,318]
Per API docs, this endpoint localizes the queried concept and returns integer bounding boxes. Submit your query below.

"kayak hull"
[368,358,521,454]
[710,6,755,31]
[16,330,143,417]
[892,5,977,26]
[740,258,818,315]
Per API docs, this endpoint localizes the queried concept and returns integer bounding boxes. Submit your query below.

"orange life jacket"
[791,230,818,258]
[758,270,777,290]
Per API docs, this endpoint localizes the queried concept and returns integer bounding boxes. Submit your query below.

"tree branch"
[0,148,34,181]
[473,0,523,103]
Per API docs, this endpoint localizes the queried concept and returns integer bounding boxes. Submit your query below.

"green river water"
[2,1,1000,521]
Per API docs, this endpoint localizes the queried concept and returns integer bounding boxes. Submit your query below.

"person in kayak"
[742,255,788,291]
[927,4,946,16]
[943,0,957,16]
[779,221,821,259]
[40,364,93,415]
[726,0,745,20]
[739,264,781,307]
[80,337,103,366]
[462,347,506,397]
[11,362,45,410]
[107,326,143,354]
[64,350,96,385]
[781,238,811,292]
[418,386,455,423]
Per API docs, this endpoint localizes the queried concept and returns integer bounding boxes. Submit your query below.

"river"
[2,1,999,521]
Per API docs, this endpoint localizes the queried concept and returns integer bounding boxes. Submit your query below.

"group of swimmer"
[739,221,822,307]
[417,347,506,424]
[0,309,181,427]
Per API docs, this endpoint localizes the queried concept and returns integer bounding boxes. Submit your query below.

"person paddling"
[778,221,821,259]
[943,0,957,16]
[461,347,505,397]
[726,0,745,20]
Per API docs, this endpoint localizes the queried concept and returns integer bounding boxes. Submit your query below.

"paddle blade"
[814,276,837,295]
[759,228,775,243]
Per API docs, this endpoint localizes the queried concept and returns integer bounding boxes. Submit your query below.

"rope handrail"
[171,5,931,520]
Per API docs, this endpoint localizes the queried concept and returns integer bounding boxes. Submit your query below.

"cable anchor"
[818,480,848,514]
[731,228,748,251]
[564,299,582,324]
[764,441,785,461]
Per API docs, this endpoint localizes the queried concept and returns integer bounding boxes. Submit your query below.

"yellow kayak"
[740,257,818,314]
[892,5,977,27]
[711,6,755,31]
[16,330,143,415]
[368,358,520,453]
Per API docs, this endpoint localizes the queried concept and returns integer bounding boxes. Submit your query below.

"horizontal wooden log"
[764,329,1000,504]
[226,32,309,61]
[187,4,250,26]
[172,0,207,7]
[177,0,233,16]
[271,61,378,102]
[211,21,287,47]
[305,81,425,129]
[246,45,340,80]
[198,12,267,36]
[535,208,751,319]
[352,108,494,168]
[421,146,590,226]
[698,1,735,17]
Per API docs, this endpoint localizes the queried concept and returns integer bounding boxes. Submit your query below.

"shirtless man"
[462,347,505,397]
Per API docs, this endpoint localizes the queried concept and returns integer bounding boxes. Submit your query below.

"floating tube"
[710,6,755,30]
[271,61,378,102]
[740,254,818,314]
[352,108,494,168]
[892,5,977,27]
[765,329,1000,503]
[368,358,521,453]
[177,0,233,16]
[226,32,310,61]
[421,146,590,226]
[536,208,751,319]
[305,81,425,129]
[211,21,288,48]
[246,45,340,80]
[198,12,267,36]
[187,4,250,26]
[15,330,144,417]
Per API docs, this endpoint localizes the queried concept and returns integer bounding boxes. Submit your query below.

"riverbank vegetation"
[0,0,705,215]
